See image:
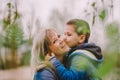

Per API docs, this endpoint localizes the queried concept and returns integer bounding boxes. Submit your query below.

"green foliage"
[21,51,31,66]
[99,9,107,21]
[2,2,24,49]
[2,19,10,29]
[103,22,120,79]
[91,2,96,7]
[7,2,11,8]
[105,22,120,53]
[2,2,12,29]
[4,23,23,49]
[92,15,96,26]
[106,23,119,39]
[0,35,4,47]
[97,53,117,77]
[0,2,24,69]
[90,2,97,26]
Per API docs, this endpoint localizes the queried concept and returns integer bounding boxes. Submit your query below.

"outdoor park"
[0,0,120,80]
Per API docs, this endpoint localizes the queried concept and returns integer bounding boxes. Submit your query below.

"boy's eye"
[65,32,71,36]
[66,33,71,36]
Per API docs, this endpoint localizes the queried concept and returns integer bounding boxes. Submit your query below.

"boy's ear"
[78,35,86,44]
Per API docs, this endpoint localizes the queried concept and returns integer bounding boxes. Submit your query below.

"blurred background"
[0,0,120,80]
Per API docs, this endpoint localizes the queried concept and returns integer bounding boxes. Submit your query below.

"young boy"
[63,19,104,79]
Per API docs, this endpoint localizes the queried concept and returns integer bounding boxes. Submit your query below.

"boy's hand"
[45,53,55,61]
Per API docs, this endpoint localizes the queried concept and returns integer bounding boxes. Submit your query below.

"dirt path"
[0,67,119,80]
[0,67,32,80]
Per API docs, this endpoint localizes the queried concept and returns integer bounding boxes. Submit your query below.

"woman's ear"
[78,35,86,44]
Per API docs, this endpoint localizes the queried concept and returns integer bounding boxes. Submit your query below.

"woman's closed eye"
[53,39,57,44]
[52,35,61,44]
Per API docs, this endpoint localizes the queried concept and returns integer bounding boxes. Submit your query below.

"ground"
[0,67,120,80]
[0,67,32,80]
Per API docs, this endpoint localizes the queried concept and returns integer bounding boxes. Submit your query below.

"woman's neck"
[57,56,63,62]
[56,51,69,63]
[56,55,64,62]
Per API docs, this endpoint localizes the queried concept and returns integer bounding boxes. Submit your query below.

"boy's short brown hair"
[66,19,90,43]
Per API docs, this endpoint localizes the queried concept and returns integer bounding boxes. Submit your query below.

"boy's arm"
[50,57,85,80]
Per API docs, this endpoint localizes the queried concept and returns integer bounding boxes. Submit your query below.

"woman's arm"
[34,67,58,80]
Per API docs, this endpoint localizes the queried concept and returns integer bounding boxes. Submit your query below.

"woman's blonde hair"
[31,28,54,72]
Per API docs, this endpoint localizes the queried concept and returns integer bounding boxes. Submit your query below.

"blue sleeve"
[50,57,86,80]
[34,69,56,80]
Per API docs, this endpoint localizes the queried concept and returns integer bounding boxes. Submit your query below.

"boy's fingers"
[51,53,55,56]
[45,54,51,60]
[45,53,55,60]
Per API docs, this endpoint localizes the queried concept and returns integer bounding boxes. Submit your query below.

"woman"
[31,28,86,80]
[31,28,60,80]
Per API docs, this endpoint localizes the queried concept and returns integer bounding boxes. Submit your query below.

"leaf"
[92,15,96,26]
[7,2,11,8]
[91,2,96,7]
[99,9,106,21]
[106,22,119,39]
[4,23,23,49]
[0,35,4,47]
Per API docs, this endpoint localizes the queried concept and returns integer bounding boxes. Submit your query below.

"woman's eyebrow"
[51,37,57,42]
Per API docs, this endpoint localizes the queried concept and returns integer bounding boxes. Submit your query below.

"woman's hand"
[45,53,55,61]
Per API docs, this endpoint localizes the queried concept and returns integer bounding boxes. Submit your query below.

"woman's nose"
[62,35,67,41]
[59,36,65,44]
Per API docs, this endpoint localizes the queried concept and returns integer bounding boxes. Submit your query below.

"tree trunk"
[10,48,18,68]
